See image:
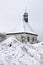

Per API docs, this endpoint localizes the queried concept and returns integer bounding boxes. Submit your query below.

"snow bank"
[0,36,43,65]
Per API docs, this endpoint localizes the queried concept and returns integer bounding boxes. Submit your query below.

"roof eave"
[6,32,38,36]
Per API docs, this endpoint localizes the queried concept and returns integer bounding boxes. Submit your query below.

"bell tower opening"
[23,12,28,23]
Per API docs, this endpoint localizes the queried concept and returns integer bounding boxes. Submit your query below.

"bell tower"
[23,12,28,23]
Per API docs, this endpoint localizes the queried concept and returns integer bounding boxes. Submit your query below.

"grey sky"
[0,0,43,41]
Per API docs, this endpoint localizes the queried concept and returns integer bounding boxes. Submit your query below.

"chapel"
[6,11,38,44]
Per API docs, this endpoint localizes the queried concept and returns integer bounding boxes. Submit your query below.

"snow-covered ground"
[0,36,43,65]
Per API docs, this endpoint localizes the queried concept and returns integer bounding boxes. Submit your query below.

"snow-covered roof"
[6,12,38,36]
[6,20,37,36]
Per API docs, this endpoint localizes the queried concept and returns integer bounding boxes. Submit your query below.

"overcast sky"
[0,0,43,41]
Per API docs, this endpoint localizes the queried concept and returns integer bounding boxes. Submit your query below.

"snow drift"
[0,36,43,65]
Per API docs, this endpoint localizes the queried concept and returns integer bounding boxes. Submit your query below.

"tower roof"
[6,12,38,36]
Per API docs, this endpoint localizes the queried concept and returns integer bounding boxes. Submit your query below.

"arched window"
[32,37,34,42]
[27,37,29,42]
[21,36,25,43]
